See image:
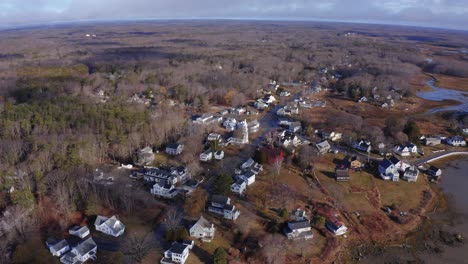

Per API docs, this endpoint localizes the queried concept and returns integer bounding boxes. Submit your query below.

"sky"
[1,0,467,30]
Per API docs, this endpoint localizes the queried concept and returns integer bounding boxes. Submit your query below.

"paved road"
[414,150,468,166]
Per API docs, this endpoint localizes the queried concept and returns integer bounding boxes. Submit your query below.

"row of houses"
[230,158,262,195]
[422,135,467,147]
[378,156,418,182]
[47,215,125,264]
[283,208,348,241]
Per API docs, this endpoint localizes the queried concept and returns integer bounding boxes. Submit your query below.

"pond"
[416,79,468,113]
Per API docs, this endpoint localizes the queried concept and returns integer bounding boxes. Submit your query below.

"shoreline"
[356,156,468,263]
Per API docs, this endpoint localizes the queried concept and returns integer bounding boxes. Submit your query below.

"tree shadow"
[192,245,212,263]
[320,170,336,179]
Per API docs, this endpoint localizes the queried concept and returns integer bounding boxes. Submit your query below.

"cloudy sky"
[1,0,467,30]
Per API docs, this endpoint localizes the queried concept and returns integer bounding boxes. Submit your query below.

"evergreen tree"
[213,247,227,264]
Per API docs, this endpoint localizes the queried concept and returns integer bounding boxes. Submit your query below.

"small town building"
[446,136,467,147]
[427,166,442,178]
[94,215,125,237]
[316,141,331,155]
[166,143,184,156]
[394,143,417,156]
[136,146,155,166]
[207,195,240,220]
[68,226,90,239]
[335,165,350,182]
[214,150,224,160]
[46,238,70,257]
[231,178,247,195]
[423,137,441,146]
[284,220,314,240]
[291,208,308,221]
[199,150,213,162]
[326,219,348,236]
[151,180,178,198]
[60,237,97,264]
[161,241,193,264]
[402,166,419,182]
[189,216,215,242]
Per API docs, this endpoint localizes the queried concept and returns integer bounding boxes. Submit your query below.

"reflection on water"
[416,80,468,113]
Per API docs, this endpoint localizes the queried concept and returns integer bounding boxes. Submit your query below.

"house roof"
[211,195,229,205]
[389,156,400,165]
[380,159,393,169]
[429,165,441,172]
[166,143,182,149]
[69,225,90,237]
[73,237,96,256]
[95,215,125,234]
[47,238,69,251]
[335,169,349,178]
[169,242,189,254]
[194,216,212,229]
[288,220,310,230]
[316,141,330,150]
[326,219,345,231]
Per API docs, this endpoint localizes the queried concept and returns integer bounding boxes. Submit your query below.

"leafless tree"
[122,232,159,263]
[164,207,182,231]
[260,234,287,264]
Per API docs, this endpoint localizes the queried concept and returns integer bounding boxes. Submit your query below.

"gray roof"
[211,195,229,205]
[380,159,393,169]
[194,216,212,229]
[47,238,69,251]
[288,220,310,230]
[169,242,189,254]
[74,237,96,256]
[69,225,89,237]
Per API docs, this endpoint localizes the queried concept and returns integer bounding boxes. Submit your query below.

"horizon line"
[1,17,467,33]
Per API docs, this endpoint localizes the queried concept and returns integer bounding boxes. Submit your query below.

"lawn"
[374,176,429,211]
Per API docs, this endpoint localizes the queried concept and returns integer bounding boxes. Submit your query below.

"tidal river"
[416,80,468,113]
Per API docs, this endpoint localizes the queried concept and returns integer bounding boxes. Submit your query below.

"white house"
[326,219,348,236]
[427,166,442,178]
[248,120,260,133]
[166,143,184,156]
[223,118,237,131]
[353,140,371,152]
[68,226,90,239]
[446,136,467,147]
[231,178,247,195]
[199,150,213,162]
[214,150,224,160]
[389,156,411,172]
[394,143,417,156]
[263,94,277,104]
[46,238,70,257]
[239,171,256,185]
[207,195,240,220]
[161,241,193,264]
[288,122,302,133]
[291,208,308,221]
[94,215,125,237]
[151,180,178,198]
[423,137,441,146]
[60,237,97,264]
[378,158,399,181]
[402,166,419,182]
[284,220,314,240]
[207,133,221,142]
[195,113,213,124]
[189,216,215,242]
[316,141,331,155]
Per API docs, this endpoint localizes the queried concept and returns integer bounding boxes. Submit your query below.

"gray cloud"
[0,0,467,30]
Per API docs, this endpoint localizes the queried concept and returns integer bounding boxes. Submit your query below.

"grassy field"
[374,176,428,211]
